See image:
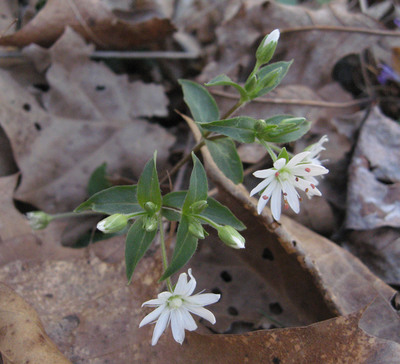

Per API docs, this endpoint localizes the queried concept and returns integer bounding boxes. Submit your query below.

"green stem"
[258,139,278,162]
[193,214,221,230]
[50,211,101,220]
[158,214,173,291]
[222,100,244,119]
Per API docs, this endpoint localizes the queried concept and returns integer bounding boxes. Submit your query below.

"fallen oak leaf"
[0,283,72,364]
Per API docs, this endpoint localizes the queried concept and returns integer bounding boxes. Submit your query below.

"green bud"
[255,119,267,134]
[217,226,245,249]
[144,201,158,215]
[188,219,206,239]
[26,211,53,230]
[244,74,258,92]
[143,215,158,232]
[190,200,208,214]
[255,29,280,65]
[97,214,128,233]
[258,68,281,90]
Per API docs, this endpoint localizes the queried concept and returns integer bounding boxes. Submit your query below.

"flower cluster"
[250,136,329,220]
[139,269,220,345]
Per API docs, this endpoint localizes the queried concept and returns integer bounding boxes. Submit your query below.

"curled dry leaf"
[0,0,174,49]
[0,283,72,364]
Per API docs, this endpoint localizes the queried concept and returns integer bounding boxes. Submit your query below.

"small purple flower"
[394,18,400,29]
[377,64,400,85]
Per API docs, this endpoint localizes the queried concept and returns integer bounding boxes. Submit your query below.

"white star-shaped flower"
[305,135,329,165]
[250,151,329,220]
[139,269,220,346]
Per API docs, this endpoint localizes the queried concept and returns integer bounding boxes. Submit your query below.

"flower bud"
[189,200,208,214]
[143,215,158,232]
[256,29,280,65]
[217,226,245,249]
[144,201,158,215]
[188,219,206,239]
[97,214,128,233]
[26,211,53,230]
[244,74,258,92]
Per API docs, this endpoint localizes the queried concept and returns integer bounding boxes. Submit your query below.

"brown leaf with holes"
[0,0,174,49]
[0,283,72,364]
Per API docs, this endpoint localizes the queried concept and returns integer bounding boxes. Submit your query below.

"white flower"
[263,29,280,47]
[305,135,329,165]
[139,269,220,346]
[250,151,329,220]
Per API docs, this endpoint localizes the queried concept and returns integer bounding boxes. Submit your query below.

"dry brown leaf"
[0,31,175,212]
[0,0,174,49]
[0,283,72,364]
[199,0,391,90]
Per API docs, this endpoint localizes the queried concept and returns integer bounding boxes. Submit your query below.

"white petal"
[264,29,280,46]
[185,293,221,306]
[282,180,299,213]
[139,304,167,327]
[250,175,274,196]
[253,169,275,179]
[170,309,185,344]
[256,179,279,214]
[151,308,171,346]
[141,292,170,307]
[257,194,269,214]
[286,151,310,168]
[273,158,286,170]
[173,272,188,295]
[180,308,198,331]
[291,164,329,177]
[270,185,282,220]
[185,305,217,324]
[181,269,197,297]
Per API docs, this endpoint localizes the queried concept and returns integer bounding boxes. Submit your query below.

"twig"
[210,89,372,109]
[281,25,400,37]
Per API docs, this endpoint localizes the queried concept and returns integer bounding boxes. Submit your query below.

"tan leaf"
[0,0,174,49]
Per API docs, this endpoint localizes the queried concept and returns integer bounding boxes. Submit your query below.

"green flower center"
[169,296,183,309]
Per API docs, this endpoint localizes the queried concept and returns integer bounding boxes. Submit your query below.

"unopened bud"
[143,215,158,232]
[244,74,258,92]
[26,211,53,230]
[97,214,128,233]
[144,202,158,215]
[190,200,208,214]
[188,219,206,239]
[218,226,245,249]
[256,29,280,65]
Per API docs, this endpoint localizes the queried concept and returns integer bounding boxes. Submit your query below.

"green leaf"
[205,74,248,100]
[75,186,142,215]
[205,138,243,184]
[179,79,219,123]
[182,153,208,213]
[254,61,292,98]
[163,192,245,231]
[87,163,112,196]
[278,147,290,162]
[125,217,157,283]
[259,115,311,143]
[137,152,162,210]
[160,215,198,281]
[199,117,257,143]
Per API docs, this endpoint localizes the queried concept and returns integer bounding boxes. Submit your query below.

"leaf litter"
[1,0,400,362]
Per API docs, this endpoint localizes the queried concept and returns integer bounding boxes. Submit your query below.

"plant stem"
[259,139,278,162]
[222,100,244,119]
[158,214,173,291]
[51,211,101,220]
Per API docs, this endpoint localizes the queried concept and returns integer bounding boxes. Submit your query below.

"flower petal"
[180,308,198,331]
[282,179,299,213]
[139,303,167,327]
[291,164,329,177]
[250,175,274,196]
[273,158,287,170]
[181,269,197,297]
[142,292,171,307]
[185,305,217,324]
[173,271,188,295]
[270,184,282,220]
[170,309,185,344]
[253,169,275,179]
[151,308,171,346]
[286,151,310,168]
[185,293,221,306]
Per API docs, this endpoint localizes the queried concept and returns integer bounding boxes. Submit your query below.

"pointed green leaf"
[205,138,243,184]
[205,74,248,100]
[137,152,162,210]
[75,186,142,215]
[277,147,290,162]
[125,217,158,283]
[163,192,245,230]
[182,153,208,213]
[254,60,292,98]
[179,79,219,123]
[87,163,112,196]
[199,117,257,143]
[160,215,198,281]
